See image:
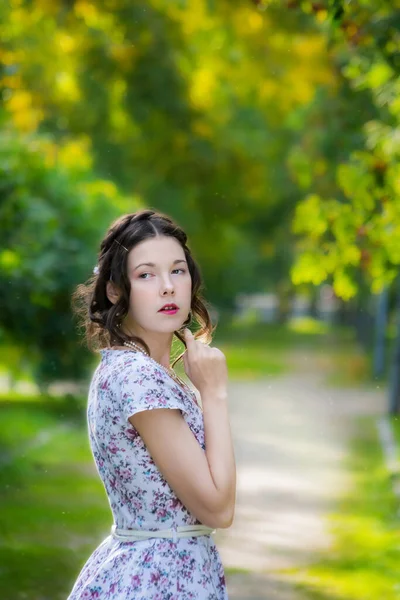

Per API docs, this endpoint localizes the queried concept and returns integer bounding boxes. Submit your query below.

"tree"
[0,122,135,388]
[1,0,334,308]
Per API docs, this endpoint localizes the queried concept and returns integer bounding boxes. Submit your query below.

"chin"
[146,323,180,334]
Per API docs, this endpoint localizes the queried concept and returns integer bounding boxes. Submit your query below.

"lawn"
[1,320,396,599]
[213,316,350,380]
[392,416,400,454]
[290,417,400,600]
[0,399,110,599]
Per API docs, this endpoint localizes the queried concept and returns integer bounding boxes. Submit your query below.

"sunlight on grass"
[211,318,346,379]
[220,345,286,379]
[216,317,351,349]
[289,417,400,600]
[1,320,354,389]
[1,323,387,598]
[392,416,400,458]
[0,403,110,599]
[287,316,330,335]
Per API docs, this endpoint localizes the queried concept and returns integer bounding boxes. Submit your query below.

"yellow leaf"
[366,62,394,89]
[333,271,358,300]
[342,245,361,266]
[55,72,81,103]
[0,250,21,272]
[190,67,216,110]
[58,138,92,170]
[291,252,327,286]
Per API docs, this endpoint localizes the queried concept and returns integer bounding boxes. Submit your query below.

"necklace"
[122,340,195,400]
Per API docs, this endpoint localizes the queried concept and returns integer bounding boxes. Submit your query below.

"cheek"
[129,283,153,307]
[186,279,193,297]
[178,277,192,297]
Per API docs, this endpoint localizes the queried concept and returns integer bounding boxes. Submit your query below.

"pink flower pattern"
[67,350,228,599]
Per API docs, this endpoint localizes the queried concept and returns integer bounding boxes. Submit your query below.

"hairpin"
[93,239,127,275]
[114,239,128,252]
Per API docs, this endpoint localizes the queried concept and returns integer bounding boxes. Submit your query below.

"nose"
[161,276,175,295]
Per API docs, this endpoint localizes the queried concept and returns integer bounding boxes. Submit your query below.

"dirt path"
[219,349,386,599]
[1,349,386,598]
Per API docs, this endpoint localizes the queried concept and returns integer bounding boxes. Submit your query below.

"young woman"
[68,209,236,599]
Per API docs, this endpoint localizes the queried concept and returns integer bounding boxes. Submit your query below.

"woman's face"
[124,235,192,335]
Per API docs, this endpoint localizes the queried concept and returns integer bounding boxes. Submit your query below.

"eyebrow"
[133,259,187,272]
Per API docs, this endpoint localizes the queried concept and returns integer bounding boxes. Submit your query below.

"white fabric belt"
[111,523,215,542]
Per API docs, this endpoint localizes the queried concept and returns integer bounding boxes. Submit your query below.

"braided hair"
[72,209,214,367]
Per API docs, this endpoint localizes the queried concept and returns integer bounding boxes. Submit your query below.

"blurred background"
[1,1,400,599]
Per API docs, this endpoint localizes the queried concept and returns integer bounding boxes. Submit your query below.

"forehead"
[127,236,185,266]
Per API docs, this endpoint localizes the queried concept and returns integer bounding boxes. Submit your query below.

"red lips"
[158,303,179,312]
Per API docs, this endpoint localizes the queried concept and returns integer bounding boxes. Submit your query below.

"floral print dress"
[67,349,228,600]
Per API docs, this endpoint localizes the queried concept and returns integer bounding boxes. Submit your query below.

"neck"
[121,324,173,369]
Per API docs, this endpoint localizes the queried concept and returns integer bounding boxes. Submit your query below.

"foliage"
[0,122,135,385]
[0,0,335,310]
[279,0,400,300]
[3,0,391,382]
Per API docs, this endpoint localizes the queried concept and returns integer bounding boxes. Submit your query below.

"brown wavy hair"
[71,209,215,368]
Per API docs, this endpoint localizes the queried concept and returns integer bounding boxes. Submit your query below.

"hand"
[182,328,228,397]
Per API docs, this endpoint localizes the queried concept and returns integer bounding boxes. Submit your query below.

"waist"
[111,523,216,542]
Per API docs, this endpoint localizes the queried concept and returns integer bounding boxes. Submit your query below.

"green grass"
[289,417,400,600]
[224,566,252,575]
[218,344,286,379]
[0,321,318,598]
[0,400,111,600]
[215,316,343,349]
[1,322,395,598]
[212,317,351,380]
[392,416,400,457]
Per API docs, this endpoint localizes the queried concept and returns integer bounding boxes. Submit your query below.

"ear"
[106,280,121,305]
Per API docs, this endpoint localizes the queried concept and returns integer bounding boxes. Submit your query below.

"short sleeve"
[118,355,187,423]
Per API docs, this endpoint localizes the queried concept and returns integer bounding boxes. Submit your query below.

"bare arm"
[201,390,236,524]
[129,389,236,529]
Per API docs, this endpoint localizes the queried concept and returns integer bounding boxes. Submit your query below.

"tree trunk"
[389,276,400,415]
[373,287,389,379]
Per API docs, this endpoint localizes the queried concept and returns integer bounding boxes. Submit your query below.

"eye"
[138,269,186,279]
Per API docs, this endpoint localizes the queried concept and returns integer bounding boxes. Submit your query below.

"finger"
[183,351,190,375]
[183,328,195,348]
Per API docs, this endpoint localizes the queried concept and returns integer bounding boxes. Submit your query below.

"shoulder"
[117,353,188,419]
[117,352,168,389]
